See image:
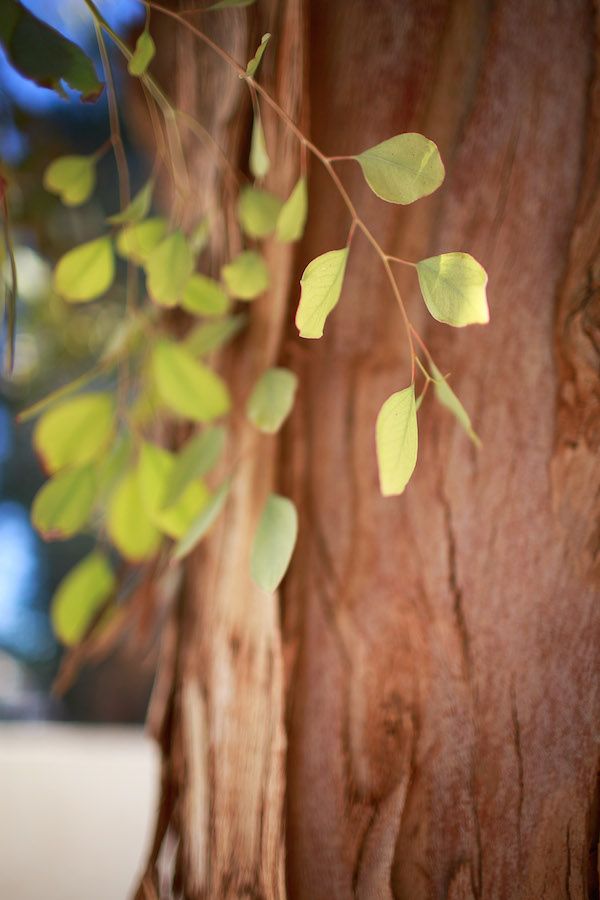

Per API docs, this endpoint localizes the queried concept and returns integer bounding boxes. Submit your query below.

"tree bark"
[140,1,600,898]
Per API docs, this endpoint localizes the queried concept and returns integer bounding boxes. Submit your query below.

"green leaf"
[276,177,307,243]
[376,386,418,497]
[152,340,231,422]
[247,367,297,434]
[0,0,103,101]
[107,470,161,562]
[162,427,226,508]
[145,231,194,307]
[208,0,255,9]
[251,494,298,592]
[185,313,247,357]
[136,442,210,539]
[416,252,489,327]
[51,552,115,646]
[128,30,155,77]
[430,363,481,446]
[237,186,282,239]
[172,480,230,561]
[32,466,96,539]
[96,432,132,501]
[107,180,154,225]
[296,247,348,338]
[33,392,115,473]
[221,251,269,300]
[53,237,115,303]
[43,155,95,207]
[246,33,270,78]
[116,217,167,263]
[182,274,229,317]
[250,112,270,179]
[355,133,444,205]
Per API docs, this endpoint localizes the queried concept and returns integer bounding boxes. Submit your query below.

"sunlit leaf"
[185,313,247,357]
[43,155,95,207]
[128,30,155,77]
[296,247,348,338]
[246,33,270,78]
[237,186,282,239]
[430,362,481,446]
[247,367,298,434]
[182,274,229,317]
[107,470,161,562]
[250,112,269,179]
[172,480,230,561]
[136,441,210,539]
[376,386,418,497]
[145,231,194,307]
[355,133,444,205]
[51,552,115,646]
[116,217,167,263]
[221,251,269,300]
[32,466,96,539]
[53,236,115,303]
[251,494,297,592]
[162,427,226,508]
[276,177,307,243]
[33,392,115,473]
[107,179,154,225]
[152,340,231,422]
[416,252,489,327]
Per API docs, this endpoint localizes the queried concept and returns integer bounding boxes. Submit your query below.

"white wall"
[0,725,159,900]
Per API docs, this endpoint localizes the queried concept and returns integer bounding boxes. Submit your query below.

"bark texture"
[140,1,600,898]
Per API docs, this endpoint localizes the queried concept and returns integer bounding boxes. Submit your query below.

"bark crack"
[510,676,525,867]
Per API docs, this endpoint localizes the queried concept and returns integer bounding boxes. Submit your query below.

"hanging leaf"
[53,236,115,303]
[43,155,96,207]
[51,552,115,646]
[251,494,298,592]
[107,470,161,562]
[416,252,489,327]
[296,247,348,339]
[145,231,194,307]
[107,180,154,225]
[430,363,481,446]
[162,427,226,508]
[0,0,103,101]
[128,30,156,77]
[32,466,96,539]
[375,385,418,497]
[221,251,269,300]
[152,340,231,422]
[185,313,247,357]
[172,480,230,562]
[136,442,210,539]
[250,112,270,179]
[33,392,115,473]
[355,133,444,204]
[116,217,167,263]
[247,367,298,434]
[182,274,229,317]
[237,186,282,239]
[246,33,271,78]
[276,177,307,243]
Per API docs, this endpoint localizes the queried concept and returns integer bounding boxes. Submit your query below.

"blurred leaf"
[296,247,348,338]
[221,251,268,300]
[246,33,270,78]
[276,177,307,243]
[43,155,96,207]
[128,30,155,77]
[182,274,229,317]
[416,253,489,327]
[32,466,96,539]
[136,441,210,539]
[250,112,269,179]
[251,494,297,592]
[190,217,210,255]
[51,552,115,646]
[152,340,231,422]
[54,236,115,303]
[107,470,161,562]
[185,313,247,357]
[355,133,444,204]
[247,367,297,434]
[238,186,282,239]
[162,427,226,508]
[96,432,132,500]
[107,180,154,225]
[172,480,230,561]
[145,231,194,307]
[116,217,167,263]
[33,392,115,473]
[376,385,418,496]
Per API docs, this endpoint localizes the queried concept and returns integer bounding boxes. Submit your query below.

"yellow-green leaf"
[33,392,115,473]
[107,179,153,225]
[250,112,269,179]
[182,274,229,317]
[43,155,95,207]
[296,247,348,338]
[172,480,230,561]
[376,385,418,497]
[51,552,115,646]
[185,313,247,357]
[163,427,226,508]
[53,237,114,303]
[116,217,167,263]
[127,30,155,77]
[276,176,307,243]
[221,251,269,300]
[355,133,444,205]
[146,231,194,307]
[431,363,481,446]
[246,33,270,78]
[416,252,489,327]
[152,340,231,422]
[32,466,96,539]
[251,494,297,592]
[247,367,297,434]
[237,186,282,239]
[107,470,161,561]
[136,441,209,539]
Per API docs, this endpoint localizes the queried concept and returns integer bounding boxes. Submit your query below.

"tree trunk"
[140,1,600,897]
